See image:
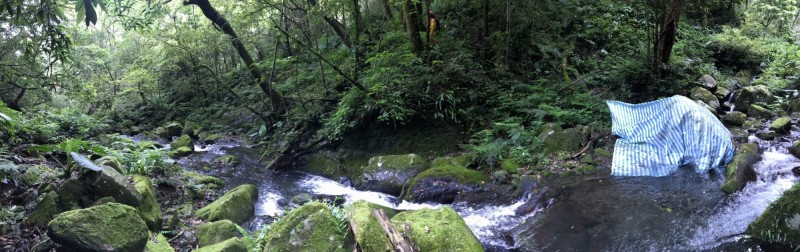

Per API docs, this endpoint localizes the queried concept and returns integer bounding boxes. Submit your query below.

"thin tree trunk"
[403,0,424,54]
[380,0,393,21]
[184,0,287,116]
[656,0,685,65]
[306,0,352,48]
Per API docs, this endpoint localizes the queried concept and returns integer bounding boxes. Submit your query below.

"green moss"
[690,87,720,109]
[346,200,397,252]
[500,159,519,173]
[722,111,747,126]
[196,237,247,252]
[748,104,776,119]
[197,184,257,224]
[26,192,59,227]
[432,156,470,168]
[594,148,611,158]
[749,183,800,247]
[170,135,194,150]
[58,178,88,210]
[362,154,429,173]
[145,233,174,252]
[213,155,241,166]
[197,220,239,247]
[184,171,224,187]
[389,207,482,252]
[770,117,792,134]
[722,143,761,194]
[133,175,163,231]
[263,202,345,252]
[47,203,149,252]
[409,165,488,186]
[169,146,192,158]
[300,153,342,178]
[21,165,56,186]
[203,134,222,144]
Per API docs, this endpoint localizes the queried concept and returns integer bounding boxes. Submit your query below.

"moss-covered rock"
[213,155,240,166]
[21,165,56,186]
[84,164,142,207]
[196,237,248,252]
[729,127,749,143]
[133,175,163,231]
[431,155,470,168]
[721,111,747,126]
[164,122,183,139]
[539,124,589,154]
[197,220,239,247]
[691,87,720,110]
[770,117,792,134]
[95,156,124,174]
[748,183,800,247]
[748,104,776,119]
[263,202,345,252]
[203,133,222,144]
[290,193,313,205]
[790,141,800,159]
[356,154,430,195]
[346,200,397,252]
[47,203,149,252]
[299,152,342,178]
[402,165,489,203]
[734,85,775,112]
[145,233,174,252]
[170,135,194,150]
[197,184,257,224]
[169,146,193,158]
[722,143,762,194]
[500,159,519,173]
[390,207,482,252]
[58,178,89,210]
[715,87,730,100]
[756,130,776,140]
[183,171,224,199]
[26,192,59,227]
[743,119,764,132]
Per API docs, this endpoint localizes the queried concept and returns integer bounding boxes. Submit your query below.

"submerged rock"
[47,203,149,252]
[356,154,430,195]
[722,143,762,194]
[197,220,239,247]
[346,200,397,251]
[133,175,163,231]
[770,117,792,134]
[263,202,345,252]
[402,165,489,203]
[734,85,775,112]
[749,183,800,247]
[721,111,746,126]
[390,207,483,252]
[196,184,257,224]
[196,237,247,252]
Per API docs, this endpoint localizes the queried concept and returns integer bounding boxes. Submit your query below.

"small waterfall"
[726,90,736,113]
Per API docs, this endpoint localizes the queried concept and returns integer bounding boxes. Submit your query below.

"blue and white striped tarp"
[607,95,735,176]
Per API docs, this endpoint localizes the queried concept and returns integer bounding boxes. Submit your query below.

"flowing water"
[162,135,799,251]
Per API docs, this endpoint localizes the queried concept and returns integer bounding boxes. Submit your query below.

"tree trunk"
[403,0,424,54]
[184,0,286,116]
[307,0,352,48]
[656,0,685,66]
[482,0,489,40]
[380,0,393,21]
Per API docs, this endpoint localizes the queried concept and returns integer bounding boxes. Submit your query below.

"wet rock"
[454,184,516,206]
[492,170,510,184]
[170,135,194,150]
[133,175,162,231]
[346,200,397,251]
[213,155,240,166]
[197,220,239,247]
[770,117,792,134]
[691,87,720,110]
[47,203,148,252]
[401,165,489,204]
[722,143,762,194]
[721,111,747,126]
[197,184,257,224]
[700,75,717,90]
[515,187,551,216]
[756,130,776,140]
[202,134,222,145]
[695,100,717,115]
[145,233,174,252]
[793,166,800,176]
[390,207,483,252]
[734,85,776,112]
[790,141,800,159]
[90,196,115,207]
[84,164,142,207]
[290,193,313,205]
[356,154,430,195]
[743,119,764,132]
[183,171,223,199]
[728,127,749,143]
[747,104,777,119]
[299,152,342,178]
[748,183,800,247]
[26,192,59,227]
[263,202,344,251]
[21,165,56,186]
[338,177,352,187]
[195,237,247,252]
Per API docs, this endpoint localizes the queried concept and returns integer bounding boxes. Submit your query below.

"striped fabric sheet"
[607,95,735,177]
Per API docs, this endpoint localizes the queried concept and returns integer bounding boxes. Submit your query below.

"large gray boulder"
[734,85,775,112]
[85,165,142,207]
[47,203,149,252]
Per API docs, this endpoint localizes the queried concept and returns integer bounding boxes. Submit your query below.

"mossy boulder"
[196,237,248,252]
[431,155,470,167]
[402,165,489,203]
[770,117,792,134]
[743,119,764,132]
[197,220,239,247]
[47,203,149,252]
[85,165,142,207]
[203,134,222,144]
[756,130,776,140]
[539,124,589,154]
[58,178,89,210]
[213,155,241,166]
[747,104,776,119]
[145,233,174,252]
[500,159,520,173]
[26,192,59,227]
[164,122,184,139]
[95,156,124,174]
[734,85,775,112]
[748,183,800,247]
[263,202,345,252]
[21,165,56,186]
[299,152,342,178]
[691,87,720,110]
[346,200,397,252]
[722,143,762,194]
[721,111,747,126]
[790,141,800,159]
[183,171,224,199]
[197,184,257,224]
[390,207,482,252]
[357,154,430,195]
[729,127,749,143]
[133,175,163,231]
[170,135,194,150]
[169,146,193,158]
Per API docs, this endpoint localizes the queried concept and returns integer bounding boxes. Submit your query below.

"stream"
[152,134,799,251]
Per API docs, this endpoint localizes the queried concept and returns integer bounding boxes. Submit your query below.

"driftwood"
[372,209,418,252]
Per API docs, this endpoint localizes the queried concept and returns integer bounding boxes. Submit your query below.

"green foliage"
[327,200,350,242]
[743,0,800,37]
[465,121,543,169]
[236,223,270,252]
[27,138,107,177]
